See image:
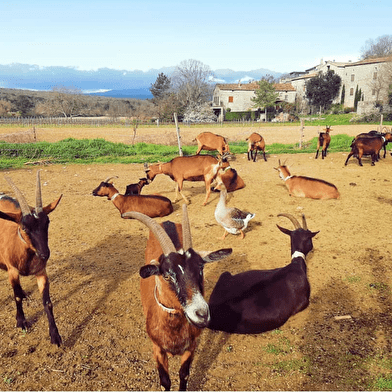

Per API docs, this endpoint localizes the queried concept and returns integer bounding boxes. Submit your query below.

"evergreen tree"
[150,73,171,102]
[306,70,341,112]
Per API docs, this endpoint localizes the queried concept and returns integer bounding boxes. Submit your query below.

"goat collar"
[111,193,120,201]
[292,251,306,260]
[283,175,293,181]
[154,284,178,314]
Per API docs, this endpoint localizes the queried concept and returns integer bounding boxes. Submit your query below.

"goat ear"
[276,224,292,236]
[0,210,21,223]
[140,264,160,279]
[310,230,320,238]
[202,248,232,263]
[43,194,63,215]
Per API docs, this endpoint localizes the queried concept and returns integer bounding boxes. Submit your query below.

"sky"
[1,0,392,74]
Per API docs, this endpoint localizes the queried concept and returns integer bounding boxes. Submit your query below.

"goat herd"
[0,127,391,391]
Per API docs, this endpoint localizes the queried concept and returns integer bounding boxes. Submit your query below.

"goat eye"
[163,275,172,282]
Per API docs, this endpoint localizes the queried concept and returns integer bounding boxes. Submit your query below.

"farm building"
[212,56,392,119]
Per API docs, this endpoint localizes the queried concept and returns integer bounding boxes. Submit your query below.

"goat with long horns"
[0,171,62,346]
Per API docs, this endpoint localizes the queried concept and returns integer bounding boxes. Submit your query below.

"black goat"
[124,178,149,195]
[207,213,319,334]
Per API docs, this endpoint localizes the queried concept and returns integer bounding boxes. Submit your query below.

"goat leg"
[8,268,29,330]
[153,344,171,391]
[179,347,196,391]
[37,272,62,346]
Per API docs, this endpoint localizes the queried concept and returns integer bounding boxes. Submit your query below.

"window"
[372,89,376,96]
[228,96,234,103]
[351,74,355,82]
[373,72,377,80]
[350,88,354,96]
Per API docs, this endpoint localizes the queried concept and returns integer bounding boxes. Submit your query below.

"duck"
[214,181,255,240]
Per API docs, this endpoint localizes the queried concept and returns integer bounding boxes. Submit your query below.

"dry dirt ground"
[0,124,391,391]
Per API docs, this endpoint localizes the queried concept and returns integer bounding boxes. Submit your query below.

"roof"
[346,56,392,67]
[215,82,295,92]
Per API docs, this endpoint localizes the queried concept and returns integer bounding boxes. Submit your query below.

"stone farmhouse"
[212,82,296,120]
[212,56,391,119]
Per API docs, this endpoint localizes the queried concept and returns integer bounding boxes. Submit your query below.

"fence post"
[174,112,183,156]
[299,119,304,149]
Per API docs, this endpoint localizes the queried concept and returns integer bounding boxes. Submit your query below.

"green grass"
[0,133,387,170]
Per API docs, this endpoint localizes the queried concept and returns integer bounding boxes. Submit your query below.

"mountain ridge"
[0,63,285,99]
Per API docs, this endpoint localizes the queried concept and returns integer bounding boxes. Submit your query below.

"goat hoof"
[51,332,62,347]
[17,319,30,331]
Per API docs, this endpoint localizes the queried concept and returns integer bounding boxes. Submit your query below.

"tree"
[0,99,12,116]
[251,79,279,121]
[150,73,171,102]
[361,35,392,59]
[305,71,341,113]
[35,86,85,117]
[171,59,214,106]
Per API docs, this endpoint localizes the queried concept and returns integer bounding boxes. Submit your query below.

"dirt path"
[0,125,391,390]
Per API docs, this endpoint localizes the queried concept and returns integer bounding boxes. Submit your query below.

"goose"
[214,181,255,239]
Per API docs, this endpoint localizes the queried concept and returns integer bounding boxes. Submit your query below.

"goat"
[124,177,149,195]
[122,205,232,391]
[246,132,267,162]
[275,161,339,199]
[353,130,391,159]
[0,171,62,346]
[144,155,231,206]
[208,213,319,334]
[212,165,245,192]
[315,126,332,159]
[194,132,230,156]
[345,133,392,166]
[92,176,173,218]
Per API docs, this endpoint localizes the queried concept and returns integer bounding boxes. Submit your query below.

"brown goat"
[345,133,392,166]
[246,132,267,162]
[92,176,173,218]
[144,155,230,205]
[315,126,332,159]
[122,205,232,391]
[0,171,62,346]
[124,177,149,195]
[275,161,340,199]
[194,132,230,155]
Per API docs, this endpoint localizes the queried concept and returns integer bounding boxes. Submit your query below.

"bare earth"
[0,124,391,391]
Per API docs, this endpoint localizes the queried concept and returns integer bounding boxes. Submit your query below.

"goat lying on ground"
[122,205,232,391]
[124,177,149,195]
[0,171,62,346]
[92,176,173,218]
[345,132,392,166]
[246,132,267,162]
[275,161,340,199]
[194,131,230,155]
[315,126,331,159]
[208,213,318,334]
[144,155,233,205]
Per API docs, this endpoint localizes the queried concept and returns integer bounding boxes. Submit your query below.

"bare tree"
[368,56,392,104]
[361,35,392,59]
[171,59,215,106]
[0,99,12,116]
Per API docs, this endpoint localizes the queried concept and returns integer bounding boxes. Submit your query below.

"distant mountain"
[0,63,284,99]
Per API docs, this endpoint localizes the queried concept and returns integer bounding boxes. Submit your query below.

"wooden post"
[299,119,304,149]
[378,114,383,132]
[174,112,183,156]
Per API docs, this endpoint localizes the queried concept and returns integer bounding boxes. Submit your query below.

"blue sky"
[1,0,391,74]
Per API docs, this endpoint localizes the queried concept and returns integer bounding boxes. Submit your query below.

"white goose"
[214,181,255,240]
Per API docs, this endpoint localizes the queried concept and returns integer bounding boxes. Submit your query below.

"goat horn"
[181,204,192,250]
[302,214,308,230]
[103,175,118,183]
[4,176,31,217]
[277,213,301,229]
[35,170,43,214]
[122,211,176,255]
